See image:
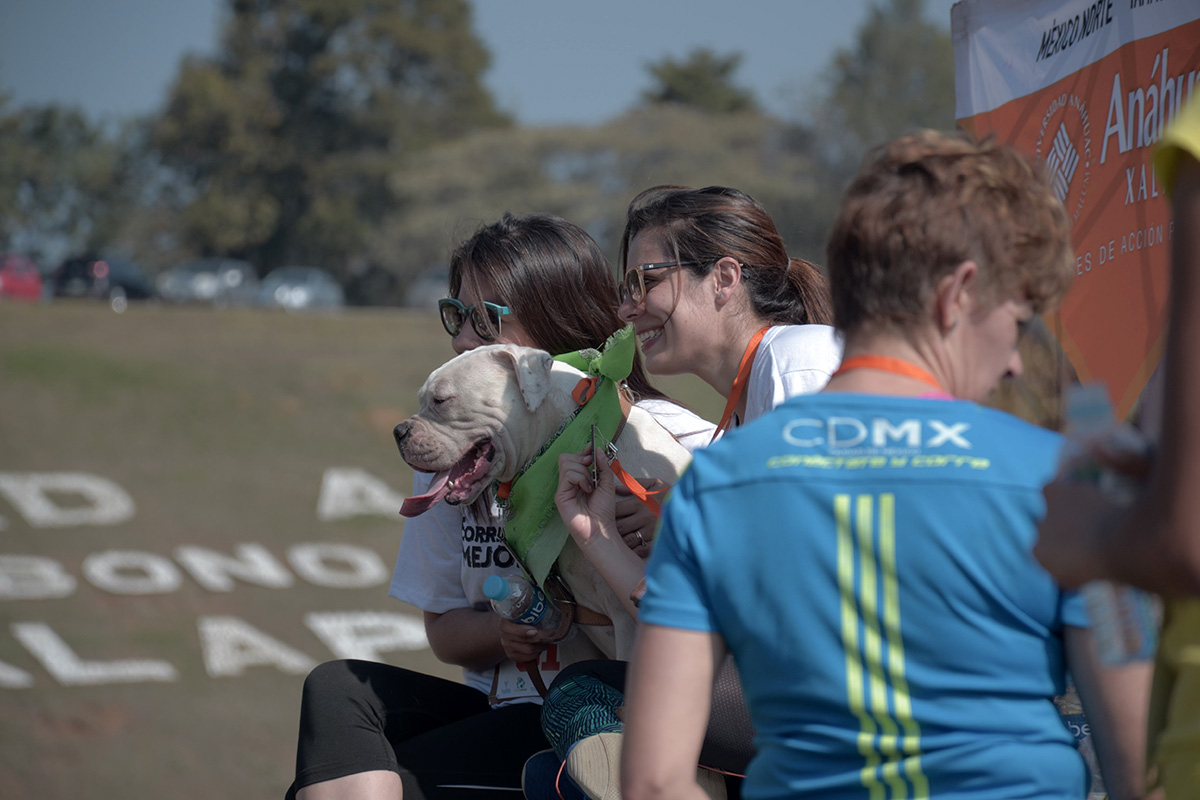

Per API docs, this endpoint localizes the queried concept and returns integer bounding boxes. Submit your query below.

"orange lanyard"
[609,458,663,516]
[711,326,771,443]
[832,355,945,392]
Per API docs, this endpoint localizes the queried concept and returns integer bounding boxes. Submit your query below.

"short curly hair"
[825,130,1074,335]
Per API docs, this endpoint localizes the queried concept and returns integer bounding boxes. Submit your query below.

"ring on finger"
[634,530,645,547]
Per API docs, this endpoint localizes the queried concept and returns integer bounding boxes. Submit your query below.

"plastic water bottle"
[483,574,563,630]
[1062,383,1159,665]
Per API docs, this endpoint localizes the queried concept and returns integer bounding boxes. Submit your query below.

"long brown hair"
[449,212,666,401]
[618,185,833,326]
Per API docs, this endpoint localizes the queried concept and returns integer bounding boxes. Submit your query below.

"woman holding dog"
[285,213,714,800]
[537,185,843,800]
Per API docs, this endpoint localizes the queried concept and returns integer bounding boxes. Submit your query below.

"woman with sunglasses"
[616,184,842,429]
[533,186,842,800]
[285,212,714,800]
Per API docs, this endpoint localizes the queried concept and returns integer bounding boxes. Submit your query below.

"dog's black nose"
[393,422,410,451]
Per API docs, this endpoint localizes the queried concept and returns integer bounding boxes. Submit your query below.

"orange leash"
[832,355,945,392]
[608,457,663,516]
[502,376,666,514]
[711,326,771,443]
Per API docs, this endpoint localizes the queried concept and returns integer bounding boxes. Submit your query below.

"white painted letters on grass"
[11,622,178,685]
[0,473,135,528]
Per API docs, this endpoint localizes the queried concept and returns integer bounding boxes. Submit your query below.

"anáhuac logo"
[1035,92,1093,225]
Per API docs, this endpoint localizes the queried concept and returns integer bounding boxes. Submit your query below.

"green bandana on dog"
[499,325,635,587]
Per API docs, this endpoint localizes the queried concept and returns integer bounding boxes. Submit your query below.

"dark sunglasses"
[438,297,512,341]
[619,261,697,305]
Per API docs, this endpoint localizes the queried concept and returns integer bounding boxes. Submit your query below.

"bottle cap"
[483,575,511,601]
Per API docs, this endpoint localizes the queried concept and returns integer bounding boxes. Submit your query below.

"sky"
[0,0,959,128]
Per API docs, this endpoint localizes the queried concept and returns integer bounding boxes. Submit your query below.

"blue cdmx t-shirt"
[640,393,1087,800]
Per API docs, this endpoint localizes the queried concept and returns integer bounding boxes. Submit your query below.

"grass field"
[0,300,729,800]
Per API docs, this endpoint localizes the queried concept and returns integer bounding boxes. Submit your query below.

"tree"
[794,0,1063,425]
[813,0,955,169]
[150,0,509,285]
[0,97,135,266]
[778,0,955,258]
[374,104,821,306]
[641,48,759,115]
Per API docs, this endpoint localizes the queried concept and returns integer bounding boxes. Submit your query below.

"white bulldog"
[394,343,692,660]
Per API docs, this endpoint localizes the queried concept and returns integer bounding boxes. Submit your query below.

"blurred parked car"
[157,258,260,306]
[257,266,345,311]
[0,253,43,301]
[51,254,156,305]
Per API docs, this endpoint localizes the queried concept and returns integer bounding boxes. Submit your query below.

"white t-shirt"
[741,324,844,423]
[634,398,716,452]
[388,399,714,704]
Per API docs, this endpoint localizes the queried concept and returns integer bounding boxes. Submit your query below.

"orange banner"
[953,0,1200,419]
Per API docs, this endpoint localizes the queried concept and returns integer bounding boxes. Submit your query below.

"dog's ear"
[494,345,554,412]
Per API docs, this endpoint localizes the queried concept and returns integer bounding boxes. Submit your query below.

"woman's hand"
[556,445,620,550]
[1035,479,1123,588]
[496,617,557,664]
[1035,425,1153,587]
[557,445,650,618]
[616,477,666,559]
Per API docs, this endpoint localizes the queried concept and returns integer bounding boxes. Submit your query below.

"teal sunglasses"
[438,297,512,341]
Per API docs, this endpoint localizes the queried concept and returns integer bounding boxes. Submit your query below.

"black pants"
[286,659,549,800]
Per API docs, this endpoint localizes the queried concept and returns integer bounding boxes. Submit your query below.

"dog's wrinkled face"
[394,344,561,517]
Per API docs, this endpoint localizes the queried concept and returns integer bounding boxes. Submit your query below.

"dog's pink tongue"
[399,471,453,517]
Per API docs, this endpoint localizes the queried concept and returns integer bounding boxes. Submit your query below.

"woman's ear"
[713,257,742,303]
[935,260,978,334]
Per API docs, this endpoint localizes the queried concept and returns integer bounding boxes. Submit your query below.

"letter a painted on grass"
[316,468,409,521]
